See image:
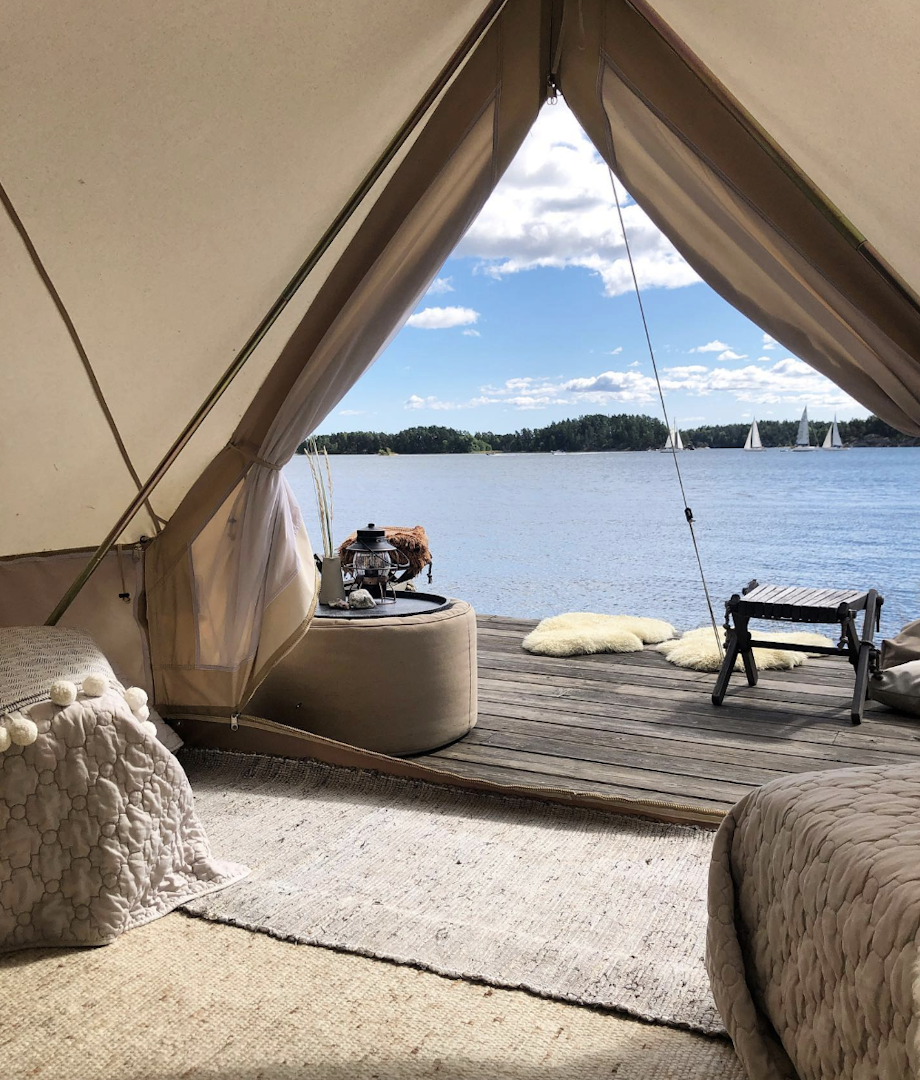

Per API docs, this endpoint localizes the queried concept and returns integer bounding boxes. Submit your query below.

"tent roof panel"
[647,0,920,298]
[1,0,491,552]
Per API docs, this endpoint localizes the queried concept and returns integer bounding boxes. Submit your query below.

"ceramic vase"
[318,555,347,605]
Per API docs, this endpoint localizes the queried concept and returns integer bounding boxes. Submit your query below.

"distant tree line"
[297,413,918,455]
[302,425,493,455]
[682,414,919,449]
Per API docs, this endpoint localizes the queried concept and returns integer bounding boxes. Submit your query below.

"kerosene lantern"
[343,524,410,603]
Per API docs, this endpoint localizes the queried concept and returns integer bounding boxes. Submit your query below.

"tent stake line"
[45,0,510,627]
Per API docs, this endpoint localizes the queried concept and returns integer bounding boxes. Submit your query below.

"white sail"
[832,417,843,447]
[795,407,811,447]
[744,418,763,450]
[662,425,684,451]
[822,415,844,450]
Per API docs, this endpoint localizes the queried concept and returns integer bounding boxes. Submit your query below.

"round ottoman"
[248,599,477,756]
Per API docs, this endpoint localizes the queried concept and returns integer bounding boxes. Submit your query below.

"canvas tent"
[3,0,920,726]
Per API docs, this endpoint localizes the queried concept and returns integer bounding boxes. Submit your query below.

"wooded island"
[298,413,917,455]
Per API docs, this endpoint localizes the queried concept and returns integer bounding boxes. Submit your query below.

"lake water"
[285,448,920,637]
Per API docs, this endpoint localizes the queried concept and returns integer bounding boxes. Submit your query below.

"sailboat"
[792,407,818,451]
[660,423,684,452]
[821,415,846,450]
[743,418,764,451]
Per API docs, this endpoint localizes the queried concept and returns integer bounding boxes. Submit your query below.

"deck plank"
[417,615,920,812]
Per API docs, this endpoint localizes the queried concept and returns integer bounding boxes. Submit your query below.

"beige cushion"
[880,618,920,670]
[869,658,920,717]
[248,600,477,756]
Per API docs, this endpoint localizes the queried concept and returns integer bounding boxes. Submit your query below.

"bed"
[707,763,920,1079]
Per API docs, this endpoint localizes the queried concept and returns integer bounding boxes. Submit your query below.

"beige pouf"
[249,599,477,756]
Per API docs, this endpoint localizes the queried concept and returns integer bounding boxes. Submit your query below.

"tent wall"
[146,0,548,715]
[0,0,497,556]
[0,550,150,689]
[560,0,920,435]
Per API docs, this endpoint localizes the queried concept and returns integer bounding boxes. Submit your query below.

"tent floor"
[413,615,920,816]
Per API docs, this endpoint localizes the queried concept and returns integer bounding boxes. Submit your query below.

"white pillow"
[869,659,920,718]
[149,706,184,752]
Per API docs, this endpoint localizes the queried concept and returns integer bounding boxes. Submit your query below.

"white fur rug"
[522,613,675,657]
[657,626,834,673]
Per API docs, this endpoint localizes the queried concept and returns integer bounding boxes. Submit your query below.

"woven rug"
[180,749,722,1035]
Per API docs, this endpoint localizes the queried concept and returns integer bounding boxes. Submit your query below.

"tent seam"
[0,177,162,535]
[491,9,503,188]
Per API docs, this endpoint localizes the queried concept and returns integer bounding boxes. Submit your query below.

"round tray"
[314,591,451,620]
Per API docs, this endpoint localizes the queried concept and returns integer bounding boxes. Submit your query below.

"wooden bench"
[712,581,883,724]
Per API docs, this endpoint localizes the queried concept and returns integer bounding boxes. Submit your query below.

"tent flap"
[146,0,546,711]
[560,0,920,436]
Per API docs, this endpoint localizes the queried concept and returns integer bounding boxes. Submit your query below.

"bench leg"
[737,619,758,687]
[712,630,739,705]
[851,590,880,725]
[740,643,759,687]
[852,645,871,725]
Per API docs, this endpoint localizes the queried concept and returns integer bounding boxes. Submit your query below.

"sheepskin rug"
[522,613,675,658]
[657,626,835,673]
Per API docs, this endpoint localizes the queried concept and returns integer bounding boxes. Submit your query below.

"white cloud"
[338,408,366,416]
[406,306,479,330]
[462,329,481,338]
[426,276,454,295]
[717,349,747,361]
[608,346,623,355]
[754,355,772,363]
[405,355,864,413]
[454,103,700,297]
[653,357,861,407]
[762,333,777,350]
[627,360,640,368]
[559,370,660,402]
[689,340,731,354]
[404,394,460,411]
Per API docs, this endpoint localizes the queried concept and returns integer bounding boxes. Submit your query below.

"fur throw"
[523,613,675,658]
[338,525,432,583]
[657,627,834,673]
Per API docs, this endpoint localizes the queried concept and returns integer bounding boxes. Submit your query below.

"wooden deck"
[416,615,920,816]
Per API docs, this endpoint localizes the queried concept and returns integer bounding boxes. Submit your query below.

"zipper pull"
[230,712,240,731]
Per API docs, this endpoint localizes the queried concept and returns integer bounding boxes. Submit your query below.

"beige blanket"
[1,689,247,952]
[706,764,920,1079]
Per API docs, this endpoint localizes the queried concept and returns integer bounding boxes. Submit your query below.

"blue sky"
[321,102,867,435]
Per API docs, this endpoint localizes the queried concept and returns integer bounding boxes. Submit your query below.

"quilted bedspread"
[0,689,247,952]
[707,763,920,1079]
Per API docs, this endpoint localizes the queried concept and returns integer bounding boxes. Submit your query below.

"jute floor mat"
[1,914,744,1079]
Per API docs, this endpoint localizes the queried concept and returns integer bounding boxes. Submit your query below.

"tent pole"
[45,0,509,627]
